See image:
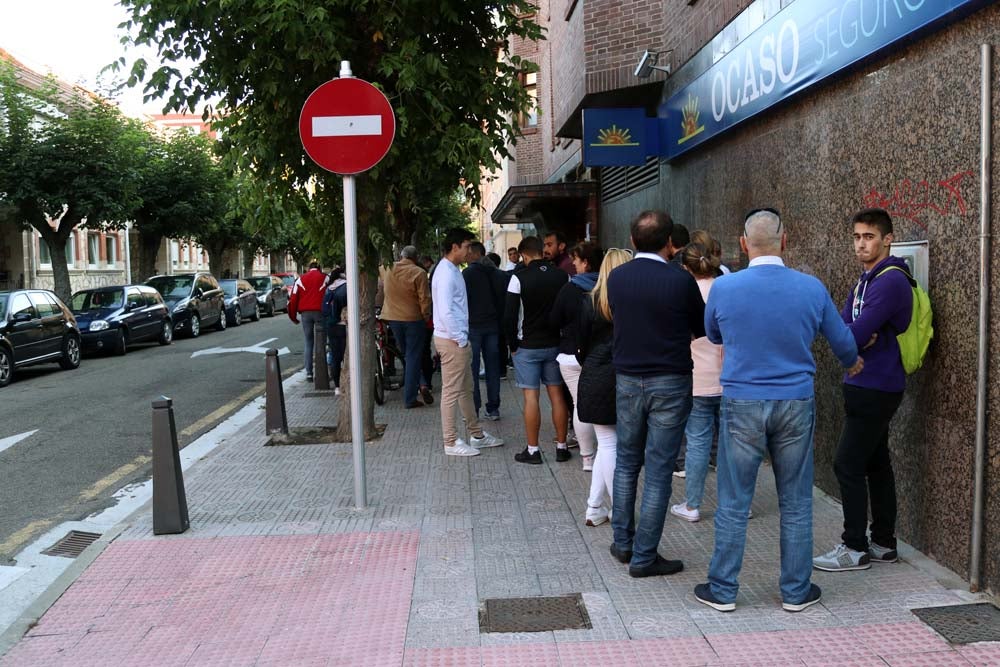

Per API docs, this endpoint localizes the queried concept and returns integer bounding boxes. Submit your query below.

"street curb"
[0,366,305,659]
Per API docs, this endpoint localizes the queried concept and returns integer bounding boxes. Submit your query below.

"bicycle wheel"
[374,347,386,405]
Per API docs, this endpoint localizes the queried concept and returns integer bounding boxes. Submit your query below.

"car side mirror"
[128,301,142,311]
[194,288,203,299]
[12,312,33,323]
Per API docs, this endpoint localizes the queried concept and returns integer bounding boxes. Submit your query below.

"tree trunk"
[205,244,228,278]
[137,232,162,282]
[242,249,255,277]
[335,272,379,442]
[38,230,72,303]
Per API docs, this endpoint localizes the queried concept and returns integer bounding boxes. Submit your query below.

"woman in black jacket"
[577,248,632,526]
[550,242,603,470]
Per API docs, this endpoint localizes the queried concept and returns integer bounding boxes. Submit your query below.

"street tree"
[0,63,145,302]
[118,0,542,439]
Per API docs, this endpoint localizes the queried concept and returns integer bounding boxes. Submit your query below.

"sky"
[0,0,174,117]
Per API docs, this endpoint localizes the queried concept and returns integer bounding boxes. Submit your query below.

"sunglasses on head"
[744,207,782,236]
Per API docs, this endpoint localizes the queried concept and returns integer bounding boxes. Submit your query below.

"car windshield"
[147,276,193,299]
[219,280,238,297]
[247,277,271,290]
[0,293,7,320]
[71,289,124,311]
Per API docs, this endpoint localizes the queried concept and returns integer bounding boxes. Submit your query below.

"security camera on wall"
[635,50,671,79]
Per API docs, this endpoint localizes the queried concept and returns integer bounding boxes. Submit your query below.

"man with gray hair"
[381,245,433,408]
[693,208,863,614]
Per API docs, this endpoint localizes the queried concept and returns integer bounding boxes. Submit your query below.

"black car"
[0,289,81,388]
[71,285,173,355]
[220,279,261,326]
[246,276,289,317]
[145,272,226,338]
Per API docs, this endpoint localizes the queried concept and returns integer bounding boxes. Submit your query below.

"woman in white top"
[671,241,724,523]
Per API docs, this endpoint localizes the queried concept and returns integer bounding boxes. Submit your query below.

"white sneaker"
[585,506,609,527]
[444,440,481,457]
[670,503,700,522]
[812,543,871,572]
[582,454,595,472]
[470,431,504,448]
[334,387,342,396]
[673,469,686,479]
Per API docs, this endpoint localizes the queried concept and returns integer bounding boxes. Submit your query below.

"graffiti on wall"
[862,170,974,230]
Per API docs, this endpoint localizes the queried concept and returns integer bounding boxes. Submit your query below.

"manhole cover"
[479,593,591,633]
[912,603,1000,644]
[41,530,101,558]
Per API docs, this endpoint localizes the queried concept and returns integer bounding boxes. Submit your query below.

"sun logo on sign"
[591,124,639,146]
[678,94,705,145]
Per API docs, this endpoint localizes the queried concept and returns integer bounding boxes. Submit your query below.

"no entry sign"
[298,77,395,174]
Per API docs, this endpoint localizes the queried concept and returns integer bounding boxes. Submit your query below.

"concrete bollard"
[152,397,189,535]
[313,321,330,390]
[265,348,288,436]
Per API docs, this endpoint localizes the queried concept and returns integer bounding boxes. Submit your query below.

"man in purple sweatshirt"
[813,208,913,572]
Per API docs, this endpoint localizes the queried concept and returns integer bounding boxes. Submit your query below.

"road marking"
[178,383,266,439]
[191,338,290,358]
[312,114,382,137]
[0,430,38,455]
[78,456,152,502]
[0,520,54,557]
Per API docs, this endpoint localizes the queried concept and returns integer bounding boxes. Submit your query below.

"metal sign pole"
[340,60,367,509]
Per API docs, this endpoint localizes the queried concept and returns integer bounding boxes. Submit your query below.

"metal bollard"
[265,348,288,436]
[152,397,189,535]
[313,321,330,390]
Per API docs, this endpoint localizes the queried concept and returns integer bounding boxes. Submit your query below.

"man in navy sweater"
[694,208,863,614]
[813,208,912,572]
[606,210,706,578]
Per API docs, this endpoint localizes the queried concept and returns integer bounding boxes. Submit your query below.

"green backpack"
[875,265,933,374]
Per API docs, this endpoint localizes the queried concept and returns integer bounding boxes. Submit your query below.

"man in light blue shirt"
[693,208,863,614]
[432,227,503,457]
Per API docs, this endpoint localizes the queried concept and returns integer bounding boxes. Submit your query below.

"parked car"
[145,272,226,338]
[246,275,289,316]
[220,279,260,326]
[0,289,81,388]
[70,285,173,355]
[271,272,299,296]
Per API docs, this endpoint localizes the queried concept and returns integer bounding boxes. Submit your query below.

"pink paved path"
[4,530,1000,666]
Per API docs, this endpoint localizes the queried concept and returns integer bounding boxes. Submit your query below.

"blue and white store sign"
[662,0,989,160]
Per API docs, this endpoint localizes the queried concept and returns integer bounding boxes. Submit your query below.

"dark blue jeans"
[469,328,500,415]
[612,373,693,568]
[388,320,429,405]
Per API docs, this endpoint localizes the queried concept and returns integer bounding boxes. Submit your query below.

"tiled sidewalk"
[2,374,998,666]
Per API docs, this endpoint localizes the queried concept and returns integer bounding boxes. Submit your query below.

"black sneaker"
[782,583,822,612]
[629,554,684,578]
[556,447,571,462]
[306,374,314,382]
[514,447,542,465]
[609,543,632,564]
[869,542,899,563]
[694,583,736,612]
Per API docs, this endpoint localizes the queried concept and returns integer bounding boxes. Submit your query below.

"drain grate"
[41,530,102,558]
[479,593,591,633]
[912,603,1000,644]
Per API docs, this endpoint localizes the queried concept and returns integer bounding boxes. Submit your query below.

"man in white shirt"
[432,227,504,456]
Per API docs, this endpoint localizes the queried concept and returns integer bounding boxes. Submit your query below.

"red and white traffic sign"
[298,77,395,175]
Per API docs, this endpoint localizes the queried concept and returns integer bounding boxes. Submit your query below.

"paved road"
[0,313,306,563]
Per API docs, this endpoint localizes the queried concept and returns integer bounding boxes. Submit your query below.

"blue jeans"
[707,397,816,605]
[388,320,429,405]
[612,373,693,568]
[683,395,721,509]
[469,329,500,415]
[300,311,322,375]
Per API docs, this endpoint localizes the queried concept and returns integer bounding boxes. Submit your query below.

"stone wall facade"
[595,3,1000,593]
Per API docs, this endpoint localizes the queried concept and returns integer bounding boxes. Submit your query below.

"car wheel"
[190,314,201,338]
[216,310,227,331]
[265,301,274,317]
[158,320,173,345]
[251,303,260,322]
[58,335,81,370]
[231,307,242,327]
[114,328,128,356]
[0,347,12,388]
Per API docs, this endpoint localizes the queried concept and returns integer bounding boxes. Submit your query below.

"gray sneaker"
[471,431,504,448]
[813,544,871,572]
[869,542,899,563]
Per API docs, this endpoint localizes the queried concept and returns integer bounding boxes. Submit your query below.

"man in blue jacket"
[694,208,863,614]
[813,208,912,572]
